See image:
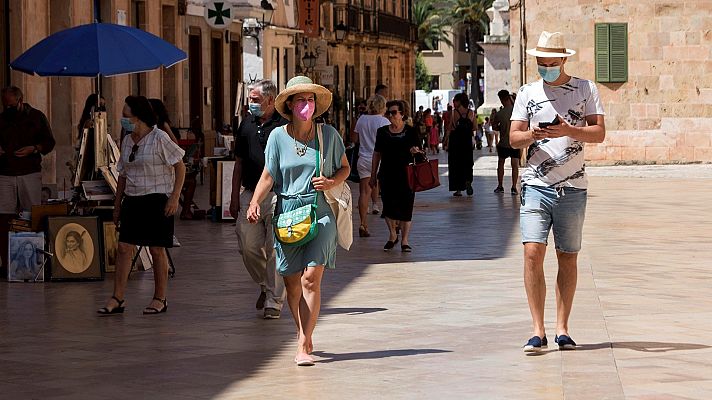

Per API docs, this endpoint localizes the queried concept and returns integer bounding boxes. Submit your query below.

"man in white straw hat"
[509,31,606,352]
[246,75,350,366]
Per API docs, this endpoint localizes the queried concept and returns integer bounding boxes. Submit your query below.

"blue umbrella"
[10,22,186,77]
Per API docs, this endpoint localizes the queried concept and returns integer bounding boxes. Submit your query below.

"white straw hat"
[526,31,576,57]
[274,76,332,121]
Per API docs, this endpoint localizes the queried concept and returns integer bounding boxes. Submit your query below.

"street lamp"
[302,51,317,71]
[335,21,347,42]
[260,0,274,26]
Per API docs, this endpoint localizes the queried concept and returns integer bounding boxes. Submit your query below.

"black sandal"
[401,245,412,253]
[143,297,168,315]
[97,295,125,315]
[383,237,399,251]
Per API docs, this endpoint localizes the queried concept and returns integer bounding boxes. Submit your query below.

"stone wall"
[510,0,712,164]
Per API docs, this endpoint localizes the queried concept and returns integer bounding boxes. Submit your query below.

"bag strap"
[312,123,320,208]
[317,123,325,177]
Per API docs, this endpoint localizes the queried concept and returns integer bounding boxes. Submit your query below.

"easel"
[33,248,54,283]
[130,247,176,278]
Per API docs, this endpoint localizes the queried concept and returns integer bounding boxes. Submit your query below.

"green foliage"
[415,53,432,91]
[413,0,453,51]
[446,0,494,108]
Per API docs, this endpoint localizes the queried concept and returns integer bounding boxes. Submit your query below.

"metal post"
[3,0,11,85]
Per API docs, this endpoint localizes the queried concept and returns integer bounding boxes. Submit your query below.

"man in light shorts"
[1,86,55,269]
[509,32,606,352]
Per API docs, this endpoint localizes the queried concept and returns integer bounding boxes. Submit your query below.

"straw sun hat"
[526,31,576,58]
[274,76,332,121]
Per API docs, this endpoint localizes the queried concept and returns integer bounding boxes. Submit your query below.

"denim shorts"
[519,185,588,253]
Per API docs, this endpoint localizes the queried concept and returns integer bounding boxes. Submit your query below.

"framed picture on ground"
[102,222,138,273]
[220,161,235,220]
[7,232,46,282]
[94,111,109,170]
[48,216,104,281]
[73,128,90,187]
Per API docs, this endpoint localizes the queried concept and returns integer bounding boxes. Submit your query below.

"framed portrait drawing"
[7,232,46,282]
[48,216,104,281]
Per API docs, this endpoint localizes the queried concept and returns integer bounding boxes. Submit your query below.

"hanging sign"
[204,1,232,30]
[298,0,320,38]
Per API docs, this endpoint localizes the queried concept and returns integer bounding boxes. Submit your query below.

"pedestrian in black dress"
[369,100,423,252]
[444,93,475,197]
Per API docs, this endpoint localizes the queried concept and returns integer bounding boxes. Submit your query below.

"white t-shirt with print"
[354,114,390,160]
[511,77,605,189]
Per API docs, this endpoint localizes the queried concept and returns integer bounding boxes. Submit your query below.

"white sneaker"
[371,203,380,215]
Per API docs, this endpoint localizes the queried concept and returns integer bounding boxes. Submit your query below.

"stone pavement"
[1,151,711,400]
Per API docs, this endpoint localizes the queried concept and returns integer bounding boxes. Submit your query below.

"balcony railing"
[377,13,415,42]
[347,5,359,31]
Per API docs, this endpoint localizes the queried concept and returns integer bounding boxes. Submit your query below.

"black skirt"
[119,193,174,248]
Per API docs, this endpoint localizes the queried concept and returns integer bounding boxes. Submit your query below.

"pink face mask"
[294,99,315,121]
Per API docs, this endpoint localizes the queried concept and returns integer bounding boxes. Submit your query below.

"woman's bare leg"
[358,178,371,230]
[298,266,325,360]
[146,247,169,310]
[400,221,412,246]
[102,242,134,310]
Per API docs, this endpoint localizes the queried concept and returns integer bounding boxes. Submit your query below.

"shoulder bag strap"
[312,123,321,208]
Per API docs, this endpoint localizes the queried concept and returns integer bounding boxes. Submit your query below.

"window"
[595,23,628,83]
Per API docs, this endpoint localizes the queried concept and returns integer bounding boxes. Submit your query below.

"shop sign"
[298,0,320,38]
[204,0,232,30]
[318,66,334,86]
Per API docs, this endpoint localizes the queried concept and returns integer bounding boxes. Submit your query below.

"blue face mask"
[248,103,264,117]
[537,65,561,82]
[120,117,135,132]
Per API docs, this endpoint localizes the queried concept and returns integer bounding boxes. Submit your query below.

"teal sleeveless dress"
[264,124,346,276]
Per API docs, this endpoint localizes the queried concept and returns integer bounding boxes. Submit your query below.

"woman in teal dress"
[247,76,350,366]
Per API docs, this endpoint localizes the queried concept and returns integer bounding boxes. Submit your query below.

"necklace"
[289,123,313,157]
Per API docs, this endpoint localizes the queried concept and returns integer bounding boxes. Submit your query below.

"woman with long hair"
[11,241,38,280]
[444,93,476,196]
[77,94,106,144]
[247,76,349,366]
[61,230,88,271]
[148,98,179,143]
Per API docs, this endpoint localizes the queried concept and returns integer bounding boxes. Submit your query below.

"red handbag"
[407,155,440,192]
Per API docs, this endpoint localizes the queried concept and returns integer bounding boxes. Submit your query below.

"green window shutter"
[595,23,610,82]
[609,23,628,82]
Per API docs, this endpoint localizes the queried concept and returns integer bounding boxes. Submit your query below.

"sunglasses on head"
[385,110,400,116]
[129,144,139,162]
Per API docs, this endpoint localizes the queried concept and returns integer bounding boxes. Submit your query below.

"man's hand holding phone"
[537,115,572,138]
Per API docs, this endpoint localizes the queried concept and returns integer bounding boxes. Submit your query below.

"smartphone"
[538,115,561,128]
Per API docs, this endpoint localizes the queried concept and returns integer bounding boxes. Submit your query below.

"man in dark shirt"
[229,80,287,319]
[0,86,56,269]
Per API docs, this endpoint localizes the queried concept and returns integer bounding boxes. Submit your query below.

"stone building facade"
[311,0,417,136]
[509,0,712,164]
[1,0,416,185]
[1,0,252,185]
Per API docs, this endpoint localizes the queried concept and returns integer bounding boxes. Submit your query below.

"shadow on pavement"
[312,348,452,363]
[321,307,389,315]
[526,341,711,356]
